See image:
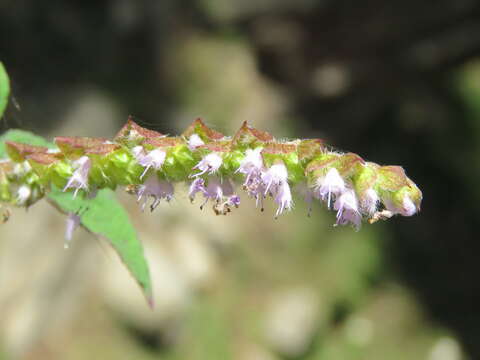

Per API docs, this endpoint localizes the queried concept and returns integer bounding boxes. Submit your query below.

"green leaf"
[0,62,10,119]
[49,188,153,306]
[0,129,153,306]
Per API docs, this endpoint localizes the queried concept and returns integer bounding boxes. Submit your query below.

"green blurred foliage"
[0,62,9,119]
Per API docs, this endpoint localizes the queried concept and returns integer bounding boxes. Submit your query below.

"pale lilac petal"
[243,171,266,210]
[188,134,205,150]
[188,178,206,202]
[240,159,294,216]
[383,194,418,217]
[257,162,293,217]
[220,178,234,197]
[361,188,379,216]
[204,177,223,202]
[190,176,241,214]
[274,181,293,217]
[192,153,223,177]
[237,148,267,208]
[16,185,31,205]
[228,195,241,207]
[261,163,288,196]
[237,148,263,175]
[132,146,145,159]
[334,189,362,230]
[137,176,174,212]
[133,148,166,179]
[63,156,91,197]
[314,168,345,208]
[401,196,417,216]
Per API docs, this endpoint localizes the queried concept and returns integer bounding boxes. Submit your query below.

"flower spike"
[0,118,422,230]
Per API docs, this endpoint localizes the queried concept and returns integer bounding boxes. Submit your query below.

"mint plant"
[0,118,422,225]
[0,62,422,305]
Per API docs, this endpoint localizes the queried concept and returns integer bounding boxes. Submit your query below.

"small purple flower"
[212,178,241,215]
[188,178,206,202]
[228,194,241,207]
[384,195,417,217]
[63,156,91,197]
[273,181,293,217]
[361,188,379,216]
[137,176,174,212]
[16,185,31,205]
[237,148,264,182]
[189,176,241,214]
[261,163,288,195]
[236,148,270,210]
[191,153,223,177]
[204,177,237,203]
[401,196,417,216]
[204,177,224,203]
[261,162,293,217]
[238,156,295,216]
[187,134,205,151]
[314,168,346,208]
[133,146,166,179]
[132,145,145,159]
[64,212,81,249]
[243,175,266,211]
[334,189,362,230]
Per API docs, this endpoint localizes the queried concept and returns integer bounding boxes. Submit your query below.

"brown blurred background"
[1,1,480,359]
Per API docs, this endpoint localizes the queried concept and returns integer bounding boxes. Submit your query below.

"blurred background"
[0,1,479,359]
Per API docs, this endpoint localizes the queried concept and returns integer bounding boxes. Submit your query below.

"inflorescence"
[0,118,422,232]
